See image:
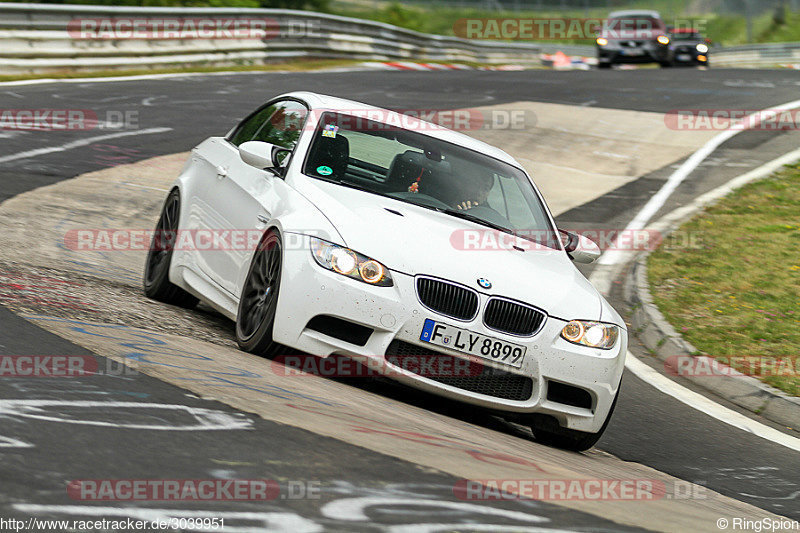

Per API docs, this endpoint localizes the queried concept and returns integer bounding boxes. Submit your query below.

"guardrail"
[709,41,800,68]
[0,3,544,74]
[0,3,796,75]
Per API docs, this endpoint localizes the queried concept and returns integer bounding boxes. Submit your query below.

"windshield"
[302,112,558,248]
[671,32,702,40]
[605,16,664,32]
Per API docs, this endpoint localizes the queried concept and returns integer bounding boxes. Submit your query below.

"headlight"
[696,43,708,53]
[596,37,608,46]
[561,320,619,349]
[657,35,670,45]
[310,237,393,287]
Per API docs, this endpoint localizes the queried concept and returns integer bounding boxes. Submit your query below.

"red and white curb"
[362,61,527,71]
[540,51,597,70]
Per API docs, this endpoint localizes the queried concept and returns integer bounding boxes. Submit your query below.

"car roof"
[607,10,662,19]
[278,91,522,169]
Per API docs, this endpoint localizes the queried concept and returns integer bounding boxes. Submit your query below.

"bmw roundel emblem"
[477,278,492,289]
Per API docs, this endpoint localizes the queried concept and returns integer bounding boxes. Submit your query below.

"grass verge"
[648,160,800,396]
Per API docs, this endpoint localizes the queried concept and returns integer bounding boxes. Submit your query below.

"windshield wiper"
[317,176,396,198]
[432,207,514,235]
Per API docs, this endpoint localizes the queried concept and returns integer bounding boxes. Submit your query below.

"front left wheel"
[143,189,199,309]
[529,387,620,452]
[236,230,283,357]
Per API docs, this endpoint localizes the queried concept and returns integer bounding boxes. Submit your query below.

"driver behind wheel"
[454,172,493,211]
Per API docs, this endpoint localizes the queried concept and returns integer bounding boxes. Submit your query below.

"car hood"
[300,179,603,320]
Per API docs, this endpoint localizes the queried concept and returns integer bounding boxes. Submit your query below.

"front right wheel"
[235,230,283,357]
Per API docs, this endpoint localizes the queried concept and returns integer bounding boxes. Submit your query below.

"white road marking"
[121,181,170,192]
[0,435,34,448]
[0,127,172,164]
[321,498,549,523]
[0,400,253,431]
[590,147,800,454]
[591,98,800,295]
[623,356,800,453]
[646,147,800,236]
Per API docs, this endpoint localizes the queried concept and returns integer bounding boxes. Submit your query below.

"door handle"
[216,165,228,179]
[257,214,270,224]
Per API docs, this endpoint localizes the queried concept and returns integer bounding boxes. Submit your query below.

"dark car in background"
[667,28,711,66]
[596,10,674,68]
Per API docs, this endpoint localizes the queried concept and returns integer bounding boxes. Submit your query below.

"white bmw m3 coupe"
[144,91,627,451]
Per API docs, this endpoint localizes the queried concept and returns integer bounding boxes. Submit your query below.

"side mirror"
[239,141,278,170]
[559,229,601,264]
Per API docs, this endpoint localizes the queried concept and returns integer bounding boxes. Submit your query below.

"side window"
[228,100,308,151]
[229,104,275,147]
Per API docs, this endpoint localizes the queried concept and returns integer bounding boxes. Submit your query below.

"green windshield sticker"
[316,165,333,176]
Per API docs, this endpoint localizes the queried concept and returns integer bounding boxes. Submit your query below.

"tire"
[235,230,283,357]
[598,62,612,69]
[143,189,199,308]
[659,60,673,68]
[529,387,620,452]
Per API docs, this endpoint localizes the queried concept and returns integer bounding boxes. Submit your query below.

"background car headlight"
[696,43,709,53]
[560,320,619,349]
[596,37,608,46]
[310,237,393,286]
[657,35,670,45]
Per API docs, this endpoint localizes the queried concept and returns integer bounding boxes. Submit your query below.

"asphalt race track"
[2,67,800,531]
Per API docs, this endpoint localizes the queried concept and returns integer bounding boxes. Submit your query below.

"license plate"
[621,49,644,56]
[677,54,691,60]
[420,318,526,368]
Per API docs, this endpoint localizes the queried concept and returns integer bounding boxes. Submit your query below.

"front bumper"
[672,47,708,64]
[597,43,669,64]
[272,234,627,433]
